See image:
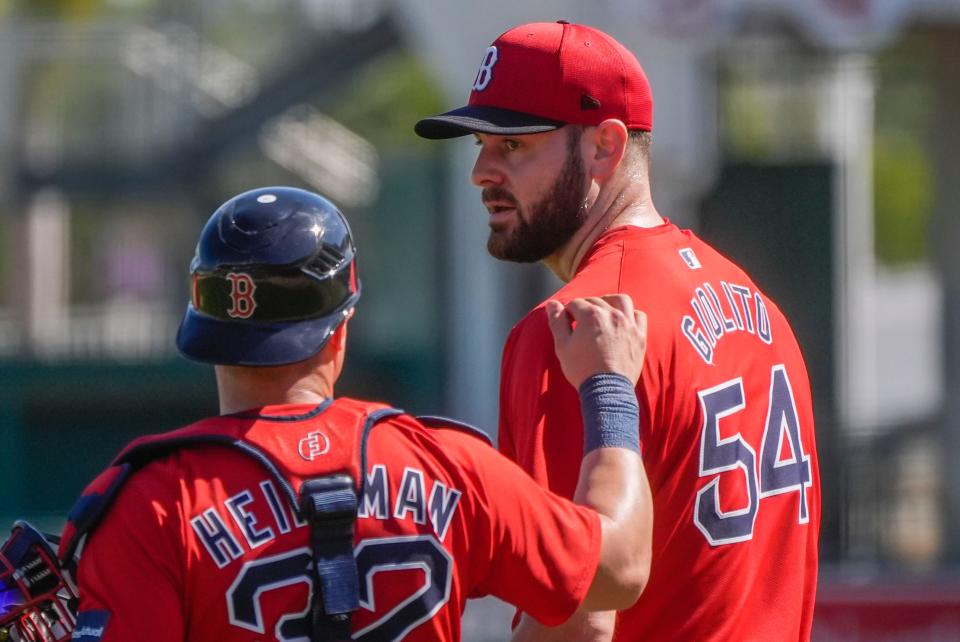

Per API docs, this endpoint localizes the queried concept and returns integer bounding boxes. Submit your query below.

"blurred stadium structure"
[0,0,959,639]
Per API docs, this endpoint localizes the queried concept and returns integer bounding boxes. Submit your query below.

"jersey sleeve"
[498,309,587,499]
[74,464,186,642]
[497,327,520,462]
[466,443,602,627]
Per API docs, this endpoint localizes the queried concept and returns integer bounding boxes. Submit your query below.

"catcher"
[1,186,652,642]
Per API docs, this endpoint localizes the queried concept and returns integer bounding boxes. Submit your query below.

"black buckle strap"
[299,474,359,642]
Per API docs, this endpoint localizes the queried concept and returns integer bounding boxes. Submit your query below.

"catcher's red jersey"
[500,224,820,641]
[70,398,600,641]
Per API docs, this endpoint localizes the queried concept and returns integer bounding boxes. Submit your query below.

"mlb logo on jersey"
[679,248,702,270]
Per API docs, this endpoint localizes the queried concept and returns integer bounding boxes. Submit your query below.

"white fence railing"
[0,301,179,362]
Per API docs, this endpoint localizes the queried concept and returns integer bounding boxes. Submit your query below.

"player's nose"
[471,145,505,188]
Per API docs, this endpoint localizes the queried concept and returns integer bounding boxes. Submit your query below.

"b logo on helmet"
[472,46,498,91]
[226,272,257,319]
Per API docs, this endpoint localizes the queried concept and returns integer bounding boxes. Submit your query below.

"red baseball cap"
[415,21,653,139]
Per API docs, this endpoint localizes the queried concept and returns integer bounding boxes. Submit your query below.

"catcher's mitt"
[0,522,77,642]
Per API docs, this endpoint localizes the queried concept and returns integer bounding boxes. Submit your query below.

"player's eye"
[504,139,521,151]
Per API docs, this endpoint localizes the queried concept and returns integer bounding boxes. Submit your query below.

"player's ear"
[586,119,629,180]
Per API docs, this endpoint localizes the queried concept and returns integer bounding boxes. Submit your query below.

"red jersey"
[499,224,820,641]
[69,398,601,641]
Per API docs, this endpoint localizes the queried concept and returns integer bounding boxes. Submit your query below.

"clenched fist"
[547,294,648,389]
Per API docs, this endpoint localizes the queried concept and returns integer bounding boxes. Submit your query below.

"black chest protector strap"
[297,406,403,642]
[299,475,358,642]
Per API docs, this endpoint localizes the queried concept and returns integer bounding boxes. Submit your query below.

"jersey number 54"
[693,365,813,546]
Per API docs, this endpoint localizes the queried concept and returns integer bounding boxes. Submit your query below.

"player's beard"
[485,131,589,263]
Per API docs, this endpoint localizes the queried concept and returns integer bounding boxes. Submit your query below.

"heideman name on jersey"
[681,279,773,365]
[191,468,463,568]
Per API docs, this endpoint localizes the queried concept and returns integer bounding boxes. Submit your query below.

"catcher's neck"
[214,359,338,415]
[215,324,348,415]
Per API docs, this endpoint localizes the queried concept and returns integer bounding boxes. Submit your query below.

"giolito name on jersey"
[681,280,773,365]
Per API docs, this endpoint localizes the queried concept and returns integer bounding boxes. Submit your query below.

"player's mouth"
[484,201,518,226]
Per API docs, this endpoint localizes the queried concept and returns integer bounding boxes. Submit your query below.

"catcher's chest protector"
[59,399,403,642]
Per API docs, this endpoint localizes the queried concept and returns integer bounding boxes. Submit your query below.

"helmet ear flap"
[327,309,353,352]
[0,522,78,642]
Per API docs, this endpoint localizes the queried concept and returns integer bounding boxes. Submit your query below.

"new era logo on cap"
[581,94,601,110]
[415,21,653,139]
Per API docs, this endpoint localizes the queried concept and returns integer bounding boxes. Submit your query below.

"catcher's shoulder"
[412,414,492,446]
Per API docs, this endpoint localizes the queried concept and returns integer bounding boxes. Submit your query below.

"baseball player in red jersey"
[416,21,820,642]
[38,187,654,642]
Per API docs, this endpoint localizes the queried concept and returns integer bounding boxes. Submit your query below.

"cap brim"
[414,105,565,139]
[175,301,353,367]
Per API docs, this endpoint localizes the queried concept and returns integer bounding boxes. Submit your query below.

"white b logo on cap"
[472,46,498,91]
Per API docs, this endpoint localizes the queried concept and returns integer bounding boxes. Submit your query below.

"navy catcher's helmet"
[176,187,360,366]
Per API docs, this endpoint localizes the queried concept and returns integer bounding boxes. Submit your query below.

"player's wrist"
[578,373,641,454]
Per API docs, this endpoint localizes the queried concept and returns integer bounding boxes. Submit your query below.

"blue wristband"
[579,373,641,454]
